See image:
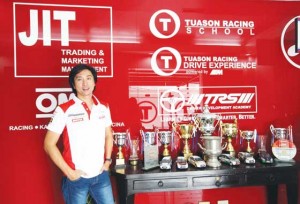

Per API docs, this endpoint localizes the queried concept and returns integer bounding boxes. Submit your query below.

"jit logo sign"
[13,2,113,77]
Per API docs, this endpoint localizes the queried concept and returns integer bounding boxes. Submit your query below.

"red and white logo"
[14,3,113,77]
[281,16,300,69]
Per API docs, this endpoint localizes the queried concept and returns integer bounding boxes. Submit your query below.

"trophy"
[257,134,267,153]
[172,121,195,159]
[240,129,256,153]
[140,128,160,170]
[158,130,173,157]
[128,139,139,166]
[198,136,227,168]
[270,124,288,144]
[113,131,127,167]
[220,119,238,157]
[270,124,296,161]
[194,104,221,136]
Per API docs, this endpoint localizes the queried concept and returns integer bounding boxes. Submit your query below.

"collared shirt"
[47,95,112,178]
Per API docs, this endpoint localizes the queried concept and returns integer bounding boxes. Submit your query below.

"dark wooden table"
[111,161,299,204]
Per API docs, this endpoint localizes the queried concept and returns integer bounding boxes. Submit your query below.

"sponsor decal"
[149,9,180,39]
[139,101,157,123]
[158,86,257,117]
[281,16,300,69]
[72,118,84,123]
[13,3,113,77]
[149,9,257,77]
[129,85,257,127]
[35,88,74,118]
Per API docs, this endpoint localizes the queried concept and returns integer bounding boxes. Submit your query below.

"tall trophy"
[240,129,256,153]
[270,124,296,161]
[127,130,139,166]
[158,130,173,157]
[172,121,195,159]
[195,105,226,167]
[140,128,159,170]
[220,119,238,157]
[113,131,127,167]
[128,139,139,166]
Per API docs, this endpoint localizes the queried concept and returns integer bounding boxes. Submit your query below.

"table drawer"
[193,175,245,188]
[133,178,188,190]
[247,171,297,185]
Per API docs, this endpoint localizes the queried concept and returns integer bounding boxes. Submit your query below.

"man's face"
[74,69,95,98]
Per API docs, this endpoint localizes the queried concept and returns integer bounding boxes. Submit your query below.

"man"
[44,64,114,204]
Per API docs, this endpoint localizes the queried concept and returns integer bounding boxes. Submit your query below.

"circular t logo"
[151,47,182,76]
[149,9,180,39]
[281,16,300,69]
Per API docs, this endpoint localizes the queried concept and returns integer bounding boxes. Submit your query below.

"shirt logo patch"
[72,118,84,123]
[99,115,106,120]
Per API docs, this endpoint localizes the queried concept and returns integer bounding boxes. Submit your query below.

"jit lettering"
[18,10,75,46]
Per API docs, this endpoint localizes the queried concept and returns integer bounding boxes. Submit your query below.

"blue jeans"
[62,171,114,204]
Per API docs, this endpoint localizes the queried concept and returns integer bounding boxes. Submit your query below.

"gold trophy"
[113,131,127,167]
[158,130,172,157]
[220,119,238,156]
[172,121,195,159]
[240,129,256,153]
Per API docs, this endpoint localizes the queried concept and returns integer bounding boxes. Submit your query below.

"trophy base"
[274,158,295,163]
[129,158,139,166]
[142,164,160,171]
[224,150,236,157]
[115,158,126,168]
[206,156,222,168]
[183,152,193,159]
[162,149,170,157]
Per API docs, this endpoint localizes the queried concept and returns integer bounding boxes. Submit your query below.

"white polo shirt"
[47,95,112,178]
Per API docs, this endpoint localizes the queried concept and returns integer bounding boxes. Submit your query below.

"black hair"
[69,64,98,95]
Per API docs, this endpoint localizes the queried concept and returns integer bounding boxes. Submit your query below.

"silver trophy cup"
[198,136,227,168]
[240,129,256,153]
[194,104,221,136]
[270,125,288,140]
[113,132,127,166]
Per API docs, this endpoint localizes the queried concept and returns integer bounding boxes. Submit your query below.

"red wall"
[1,0,300,203]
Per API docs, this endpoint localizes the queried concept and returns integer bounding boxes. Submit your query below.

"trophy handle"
[288,125,293,143]
[197,142,206,151]
[234,118,238,125]
[222,142,227,150]
[172,121,177,130]
[140,129,144,136]
[219,121,223,136]
[214,117,220,129]
[270,124,275,135]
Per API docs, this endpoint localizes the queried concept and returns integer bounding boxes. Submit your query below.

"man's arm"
[44,130,84,180]
[103,125,114,170]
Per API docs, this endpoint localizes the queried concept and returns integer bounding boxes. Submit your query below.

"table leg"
[286,183,298,204]
[266,185,278,204]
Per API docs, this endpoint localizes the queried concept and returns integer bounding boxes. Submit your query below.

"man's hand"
[67,169,87,181]
[102,160,111,171]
